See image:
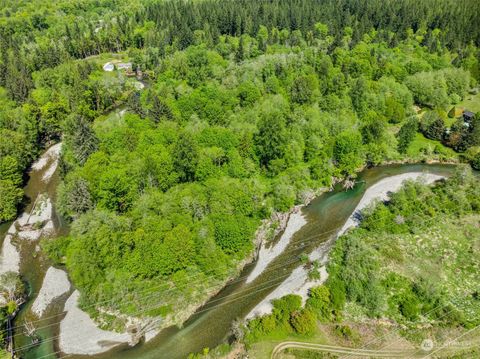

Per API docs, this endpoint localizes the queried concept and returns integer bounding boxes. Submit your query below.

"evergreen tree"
[65,115,99,165]
[173,132,199,182]
[150,96,174,123]
[397,117,418,153]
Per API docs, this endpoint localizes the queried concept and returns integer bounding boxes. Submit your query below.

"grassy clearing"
[382,216,480,320]
[248,328,329,359]
[339,214,480,324]
[457,92,480,113]
[82,52,130,66]
[406,133,458,160]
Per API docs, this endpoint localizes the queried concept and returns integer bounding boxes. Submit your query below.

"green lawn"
[457,92,480,113]
[406,133,458,160]
[81,52,130,66]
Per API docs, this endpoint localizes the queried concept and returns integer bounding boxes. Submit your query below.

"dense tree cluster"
[0,0,479,330]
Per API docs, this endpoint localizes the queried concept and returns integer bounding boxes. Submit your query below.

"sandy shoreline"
[247,211,307,283]
[246,172,445,319]
[59,290,132,355]
[0,234,20,275]
[32,142,62,182]
[31,267,71,317]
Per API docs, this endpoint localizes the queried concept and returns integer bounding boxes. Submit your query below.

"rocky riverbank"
[246,172,445,319]
[31,267,71,318]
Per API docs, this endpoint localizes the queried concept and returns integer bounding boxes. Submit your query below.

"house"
[103,62,114,72]
[463,110,475,122]
[117,62,132,71]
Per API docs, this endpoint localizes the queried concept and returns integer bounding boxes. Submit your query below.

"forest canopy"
[0,0,479,331]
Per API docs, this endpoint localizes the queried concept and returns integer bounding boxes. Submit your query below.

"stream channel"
[1,148,457,359]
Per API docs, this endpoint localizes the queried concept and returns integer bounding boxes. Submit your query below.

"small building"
[463,110,475,122]
[103,62,114,72]
[117,62,132,71]
[448,106,464,118]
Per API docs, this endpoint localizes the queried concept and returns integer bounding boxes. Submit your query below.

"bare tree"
[0,271,25,303]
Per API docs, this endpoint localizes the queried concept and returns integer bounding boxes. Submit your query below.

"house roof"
[464,110,475,118]
[103,62,114,72]
[117,62,132,69]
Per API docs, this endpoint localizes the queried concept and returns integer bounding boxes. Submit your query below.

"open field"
[406,133,458,159]
[457,92,480,113]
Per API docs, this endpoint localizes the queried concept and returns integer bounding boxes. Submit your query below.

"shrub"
[306,285,332,321]
[334,324,355,340]
[470,152,480,170]
[272,294,303,323]
[290,309,317,335]
[326,277,346,313]
[397,293,421,320]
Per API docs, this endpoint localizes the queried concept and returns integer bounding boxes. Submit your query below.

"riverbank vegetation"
[246,167,480,357]
[0,0,479,343]
[0,271,25,355]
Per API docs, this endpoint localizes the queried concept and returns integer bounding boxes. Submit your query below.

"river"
[8,153,457,358]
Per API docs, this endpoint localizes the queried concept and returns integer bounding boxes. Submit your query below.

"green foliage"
[212,215,256,255]
[156,225,196,275]
[290,75,318,104]
[306,286,332,321]
[420,111,446,140]
[325,171,480,328]
[272,294,303,323]
[290,309,317,335]
[63,115,99,166]
[0,271,25,303]
[57,176,93,219]
[97,168,137,212]
[333,324,357,341]
[328,232,384,316]
[255,103,288,169]
[333,131,364,175]
[385,97,406,124]
[405,69,470,109]
[174,132,199,182]
[398,293,421,320]
[405,71,449,108]
[0,156,21,186]
[238,81,261,107]
[42,236,72,265]
[0,180,23,221]
[470,151,480,170]
[2,0,479,337]
[397,117,418,153]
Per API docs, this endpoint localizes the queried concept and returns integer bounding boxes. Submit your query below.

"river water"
[10,160,457,359]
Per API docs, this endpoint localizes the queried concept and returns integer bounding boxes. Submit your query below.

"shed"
[463,110,475,122]
[117,62,132,71]
[103,62,114,72]
[448,106,464,118]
